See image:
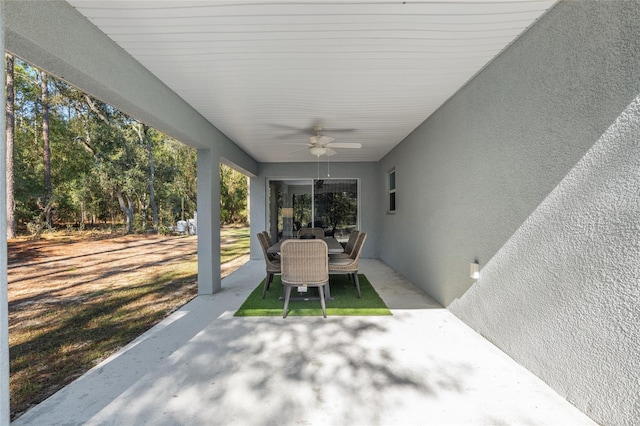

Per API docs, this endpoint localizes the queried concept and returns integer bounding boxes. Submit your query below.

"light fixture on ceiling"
[309,145,327,156]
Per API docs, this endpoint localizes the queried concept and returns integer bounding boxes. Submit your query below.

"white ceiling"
[68,0,556,163]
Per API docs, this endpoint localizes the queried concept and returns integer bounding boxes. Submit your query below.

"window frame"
[266,178,360,242]
[387,168,396,213]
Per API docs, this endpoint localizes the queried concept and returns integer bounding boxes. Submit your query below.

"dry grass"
[8,227,249,420]
[9,262,197,419]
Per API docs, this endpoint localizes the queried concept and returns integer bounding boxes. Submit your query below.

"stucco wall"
[250,162,380,260]
[379,2,640,425]
[451,91,640,426]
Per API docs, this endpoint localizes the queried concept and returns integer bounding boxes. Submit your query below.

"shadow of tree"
[95,315,471,425]
[9,274,197,419]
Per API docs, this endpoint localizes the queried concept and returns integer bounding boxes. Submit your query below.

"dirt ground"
[7,232,250,419]
[8,233,248,318]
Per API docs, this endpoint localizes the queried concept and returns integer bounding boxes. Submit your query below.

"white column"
[1,1,10,423]
[196,149,221,294]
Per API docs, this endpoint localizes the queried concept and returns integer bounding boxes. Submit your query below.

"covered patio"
[1,1,639,425]
[12,259,593,425]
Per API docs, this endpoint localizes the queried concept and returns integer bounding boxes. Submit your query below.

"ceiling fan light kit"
[307,126,361,157]
[281,124,362,158]
[309,145,327,156]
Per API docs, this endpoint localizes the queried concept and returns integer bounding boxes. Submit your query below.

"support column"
[197,149,221,294]
[1,1,10,423]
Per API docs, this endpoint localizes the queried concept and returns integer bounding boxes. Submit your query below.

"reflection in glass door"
[313,179,358,242]
[268,180,312,242]
[268,179,358,243]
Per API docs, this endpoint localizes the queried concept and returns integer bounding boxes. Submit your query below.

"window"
[388,169,396,213]
[268,179,359,242]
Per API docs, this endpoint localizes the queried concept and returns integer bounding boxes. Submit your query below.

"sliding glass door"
[267,178,358,243]
[313,179,358,241]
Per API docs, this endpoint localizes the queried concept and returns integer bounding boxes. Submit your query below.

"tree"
[81,94,138,233]
[6,54,16,238]
[219,164,248,225]
[40,70,52,228]
[134,123,158,231]
[12,60,45,230]
[8,57,199,234]
[155,138,197,225]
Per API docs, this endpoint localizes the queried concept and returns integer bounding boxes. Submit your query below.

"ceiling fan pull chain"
[327,154,330,177]
[317,155,320,180]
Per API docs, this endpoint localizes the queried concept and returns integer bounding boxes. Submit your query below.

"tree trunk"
[80,201,86,228]
[6,54,16,239]
[41,70,52,228]
[115,188,134,234]
[144,125,158,231]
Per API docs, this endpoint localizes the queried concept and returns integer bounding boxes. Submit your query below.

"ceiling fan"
[286,125,361,157]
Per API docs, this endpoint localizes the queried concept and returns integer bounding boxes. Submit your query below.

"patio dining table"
[266,237,344,255]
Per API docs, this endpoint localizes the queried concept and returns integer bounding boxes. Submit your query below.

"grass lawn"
[8,226,249,420]
[220,225,251,264]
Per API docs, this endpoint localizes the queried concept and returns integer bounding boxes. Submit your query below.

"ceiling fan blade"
[270,124,311,139]
[272,123,356,134]
[287,146,309,154]
[317,135,335,144]
[326,148,337,157]
[323,128,357,133]
[311,122,357,132]
[276,132,307,140]
[269,123,306,132]
[283,142,311,146]
[308,135,335,145]
[325,142,361,149]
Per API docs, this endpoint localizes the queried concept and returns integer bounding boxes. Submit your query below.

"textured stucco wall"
[450,92,640,426]
[250,162,380,260]
[379,2,640,425]
[379,1,640,307]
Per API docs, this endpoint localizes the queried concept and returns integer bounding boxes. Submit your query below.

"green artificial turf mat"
[234,274,391,317]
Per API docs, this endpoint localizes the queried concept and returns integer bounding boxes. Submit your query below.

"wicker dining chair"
[257,232,281,299]
[260,231,277,256]
[328,232,367,298]
[297,227,325,239]
[329,230,360,259]
[260,230,270,244]
[280,239,329,318]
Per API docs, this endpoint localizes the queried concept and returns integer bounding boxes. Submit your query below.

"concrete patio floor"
[14,259,595,425]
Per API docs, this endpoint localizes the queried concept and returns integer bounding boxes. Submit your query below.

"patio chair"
[329,230,360,259]
[297,227,325,239]
[280,239,329,318]
[328,232,367,298]
[261,231,277,255]
[261,230,271,245]
[257,232,281,299]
